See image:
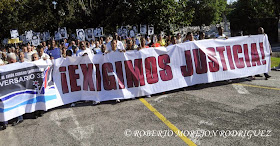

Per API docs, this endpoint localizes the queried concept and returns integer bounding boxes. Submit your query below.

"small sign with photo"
[129,29,136,38]
[140,24,147,35]
[31,35,40,46]
[76,29,85,41]
[25,30,33,41]
[121,26,128,37]
[95,27,103,37]
[2,38,8,45]
[132,25,138,34]
[39,33,45,42]
[117,28,122,36]
[148,25,154,35]
[59,27,68,39]
[10,29,19,39]
[86,28,94,41]
[43,31,51,41]
[54,31,61,41]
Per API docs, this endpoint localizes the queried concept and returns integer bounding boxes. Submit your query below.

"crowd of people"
[0,27,272,130]
[0,28,213,66]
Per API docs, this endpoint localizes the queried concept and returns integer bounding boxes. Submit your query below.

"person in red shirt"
[149,35,161,47]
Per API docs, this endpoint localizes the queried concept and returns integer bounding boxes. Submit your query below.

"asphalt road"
[0,71,279,146]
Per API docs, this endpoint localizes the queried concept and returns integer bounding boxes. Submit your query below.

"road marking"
[139,98,197,146]
[234,83,280,91]
[154,95,169,102]
[232,84,250,94]
[68,125,95,141]
[50,109,94,141]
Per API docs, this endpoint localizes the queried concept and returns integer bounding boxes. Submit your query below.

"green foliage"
[228,0,279,35]
[1,0,278,41]
[187,0,227,26]
[0,0,196,38]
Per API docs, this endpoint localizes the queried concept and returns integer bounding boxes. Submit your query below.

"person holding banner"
[6,53,24,126]
[125,39,134,51]
[254,27,271,80]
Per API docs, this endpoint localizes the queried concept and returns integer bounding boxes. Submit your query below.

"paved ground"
[0,71,279,146]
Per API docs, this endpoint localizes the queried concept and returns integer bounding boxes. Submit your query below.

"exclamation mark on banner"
[259,42,266,65]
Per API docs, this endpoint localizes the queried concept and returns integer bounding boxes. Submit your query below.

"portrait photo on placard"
[129,29,136,38]
[140,24,147,35]
[132,25,138,34]
[71,34,76,40]
[54,31,61,41]
[121,26,128,37]
[117,28,122,36]
[59,27,68,39]
[31,35,40,46]
[44,31,51,41]
[19,35,26,43]
[95,27,103,37]
[25,30,33,41]
[148,25,154,35]
[76,29,85,41]
[86,28,94,41]
[39,33,45,42]
[10,29,19,39]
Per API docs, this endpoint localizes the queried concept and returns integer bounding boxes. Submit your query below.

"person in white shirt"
[77,41,93,57]
[106,33,125,52]
[183,32,195,43]
[24,45,34,62]
[36,45,50,60]
[176,33,182,43]
[215,27,228,39]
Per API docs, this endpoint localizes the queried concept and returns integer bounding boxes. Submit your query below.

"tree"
[187,0,227,26]
[228,0,278,40]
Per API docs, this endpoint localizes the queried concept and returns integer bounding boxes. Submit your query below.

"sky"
[227,0,237,4]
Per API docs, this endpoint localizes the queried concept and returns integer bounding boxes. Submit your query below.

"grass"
[271,57,280,68]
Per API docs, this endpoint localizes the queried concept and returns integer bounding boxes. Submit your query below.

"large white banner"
[0,35,271,121]
[52,34,271,103]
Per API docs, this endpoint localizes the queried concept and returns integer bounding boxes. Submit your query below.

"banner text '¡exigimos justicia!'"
[58,42,266,93]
